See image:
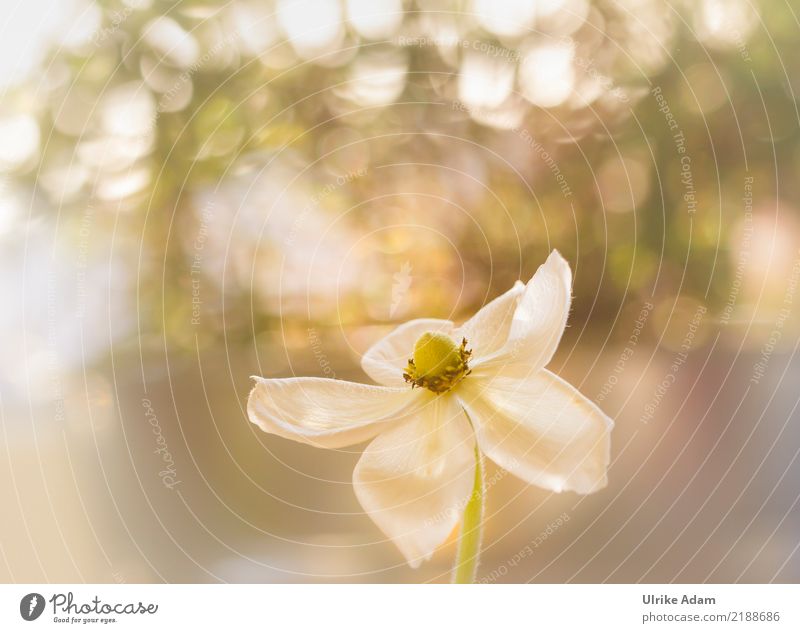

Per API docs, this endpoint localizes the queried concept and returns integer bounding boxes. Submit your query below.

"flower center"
[403,332,472,394]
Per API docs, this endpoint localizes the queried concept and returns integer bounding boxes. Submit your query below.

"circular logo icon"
[20,593,45,621]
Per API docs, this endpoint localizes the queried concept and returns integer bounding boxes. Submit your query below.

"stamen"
[403,332,472,394]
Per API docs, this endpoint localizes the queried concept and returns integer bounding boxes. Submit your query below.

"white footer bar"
[1,584,797,631]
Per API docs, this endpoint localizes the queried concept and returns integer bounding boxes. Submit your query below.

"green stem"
[453,442,483,584]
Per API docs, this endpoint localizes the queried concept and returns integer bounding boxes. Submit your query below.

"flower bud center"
[403,332,472,394]
[412,332,461,378]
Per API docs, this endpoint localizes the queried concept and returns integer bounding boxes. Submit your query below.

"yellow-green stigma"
[403,332,472,394]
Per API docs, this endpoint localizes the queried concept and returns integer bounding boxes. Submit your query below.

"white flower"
[248,250,613,568]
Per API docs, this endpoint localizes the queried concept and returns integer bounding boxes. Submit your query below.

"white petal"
[455,280,525,362]
[248,377,419,448]
[458,368,612,494]
[353,393,476,568]
[361,318,455,387]
[476,250,572,373]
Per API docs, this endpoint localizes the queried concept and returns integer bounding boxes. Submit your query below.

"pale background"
[1,0,799,582]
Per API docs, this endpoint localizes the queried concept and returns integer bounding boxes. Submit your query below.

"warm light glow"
[142,16,200,68]
[458,52,515,110]
[0,0,64,88]
[99,82,157,139]
[57,0,101,49]
[0,115,40,171]
[277,0,343,58]
[697,0,758,48]
[473,0,537,38]
[0,188,21,235]
[344,49,408,106]
[230,2,279,55]
[346,0,402,39]
[95,165,152,201]
[519,41,575,108]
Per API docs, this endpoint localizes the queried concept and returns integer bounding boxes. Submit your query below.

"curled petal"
[455,281,525,362]
[353,394,476,568]
[248,377,419,448]
[458,368,612,494]
[361,318,455,387]
[476,250,572,374]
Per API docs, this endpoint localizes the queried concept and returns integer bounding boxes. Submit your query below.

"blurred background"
[1,0,799,583]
